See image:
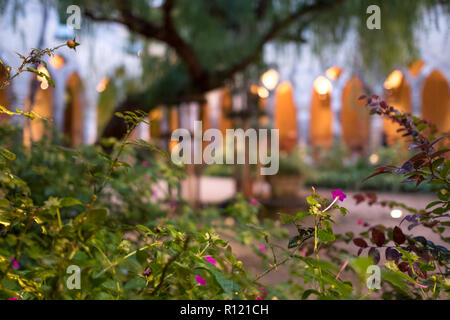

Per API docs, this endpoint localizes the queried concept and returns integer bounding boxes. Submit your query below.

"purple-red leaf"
[393,226,406,245]
[372,228,385,247]
[353,238,368,248]
[385,247,401,263]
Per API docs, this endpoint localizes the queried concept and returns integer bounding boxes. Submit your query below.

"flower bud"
[67,39,80,50]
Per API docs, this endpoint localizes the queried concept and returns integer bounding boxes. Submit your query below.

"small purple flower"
[258,286,267,297]
[143,268,151,276]
[8,297,18,300]
[250,199,260,206]
[152,188,158,196]
[10,257,19,269]
[331,189,347,202]
[256,296,263,300]
[141,161,149,167]
[205,256,216,265]
[259,244,266,254]
[195,275,207,286]
[169,200,177,209]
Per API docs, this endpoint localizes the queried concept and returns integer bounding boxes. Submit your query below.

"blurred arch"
[23,66,54,146]
[310,77,333,148]
[421,69,450,134]
[341,77,369,153]
[274,81,298,153]
[383,70,411,146]
[219,88,233,136]
[63,72,84,146]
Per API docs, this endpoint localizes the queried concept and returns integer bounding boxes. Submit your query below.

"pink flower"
[250,199,260,206]
[8,297,18,300]
[152,188,158,196]
[331,189,347,201]
[357,218,363,226]
[258,286,267,297]
[195,275,207,286]
[141,161,149,167]
[10,257,19,269]
[299,248,307,256]
[205,256,216,265]
[256,296,263,300]
[143,268,151,276]
[259,244,266,254]
[415,283,429,289]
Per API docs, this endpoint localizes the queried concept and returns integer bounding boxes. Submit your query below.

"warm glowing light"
[325,66,343,80]
[390,209,403,219]
[369,153,379,165]
[49,55,65,70]
[36,65,49,81]
[40,81,49,90]
[96,77,110,93]
[261,69,279,91]
[149,108,163,121]
[257,86,270,99]
[313,76,332,95]
[277,81,292,94]
[36,65,50,90]
[250,85,260,95]
[408,60,425,77]
[260,115,270,126]
[384,70,403,90]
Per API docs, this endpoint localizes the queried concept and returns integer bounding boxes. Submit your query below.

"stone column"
[82,89,98,145]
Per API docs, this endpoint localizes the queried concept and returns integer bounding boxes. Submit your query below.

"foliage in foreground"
[0,46,449,300]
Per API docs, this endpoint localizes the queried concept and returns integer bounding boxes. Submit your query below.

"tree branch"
[218,0,344,80]
[85,0,207,88]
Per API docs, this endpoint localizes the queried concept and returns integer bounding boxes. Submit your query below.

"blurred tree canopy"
[2,0,449,140]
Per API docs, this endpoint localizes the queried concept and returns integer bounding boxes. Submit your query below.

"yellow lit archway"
[341,77,369,152]
[383,70,411,146]
[219,88,233,136]
[23,66,54,146]
[310,76,333,148]
[422,69,450,134]
[274,81,298,153]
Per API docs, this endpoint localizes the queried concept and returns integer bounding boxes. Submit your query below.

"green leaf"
[318,229,335,243]
[136,225,152,233]
[279,213,295,224]
[0,148,16,161]
[416,123,428,132]
[86,208,108,225]
[339,207,348,216]
[306,196,318,206]
[60,197,82,207]
[426,201,443,209]
[209,269,240,295]
[295,211,310,220]
[288,235,302,249]
[301,289,320,300]
[440,160,450,178]
[136,249,149,265]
